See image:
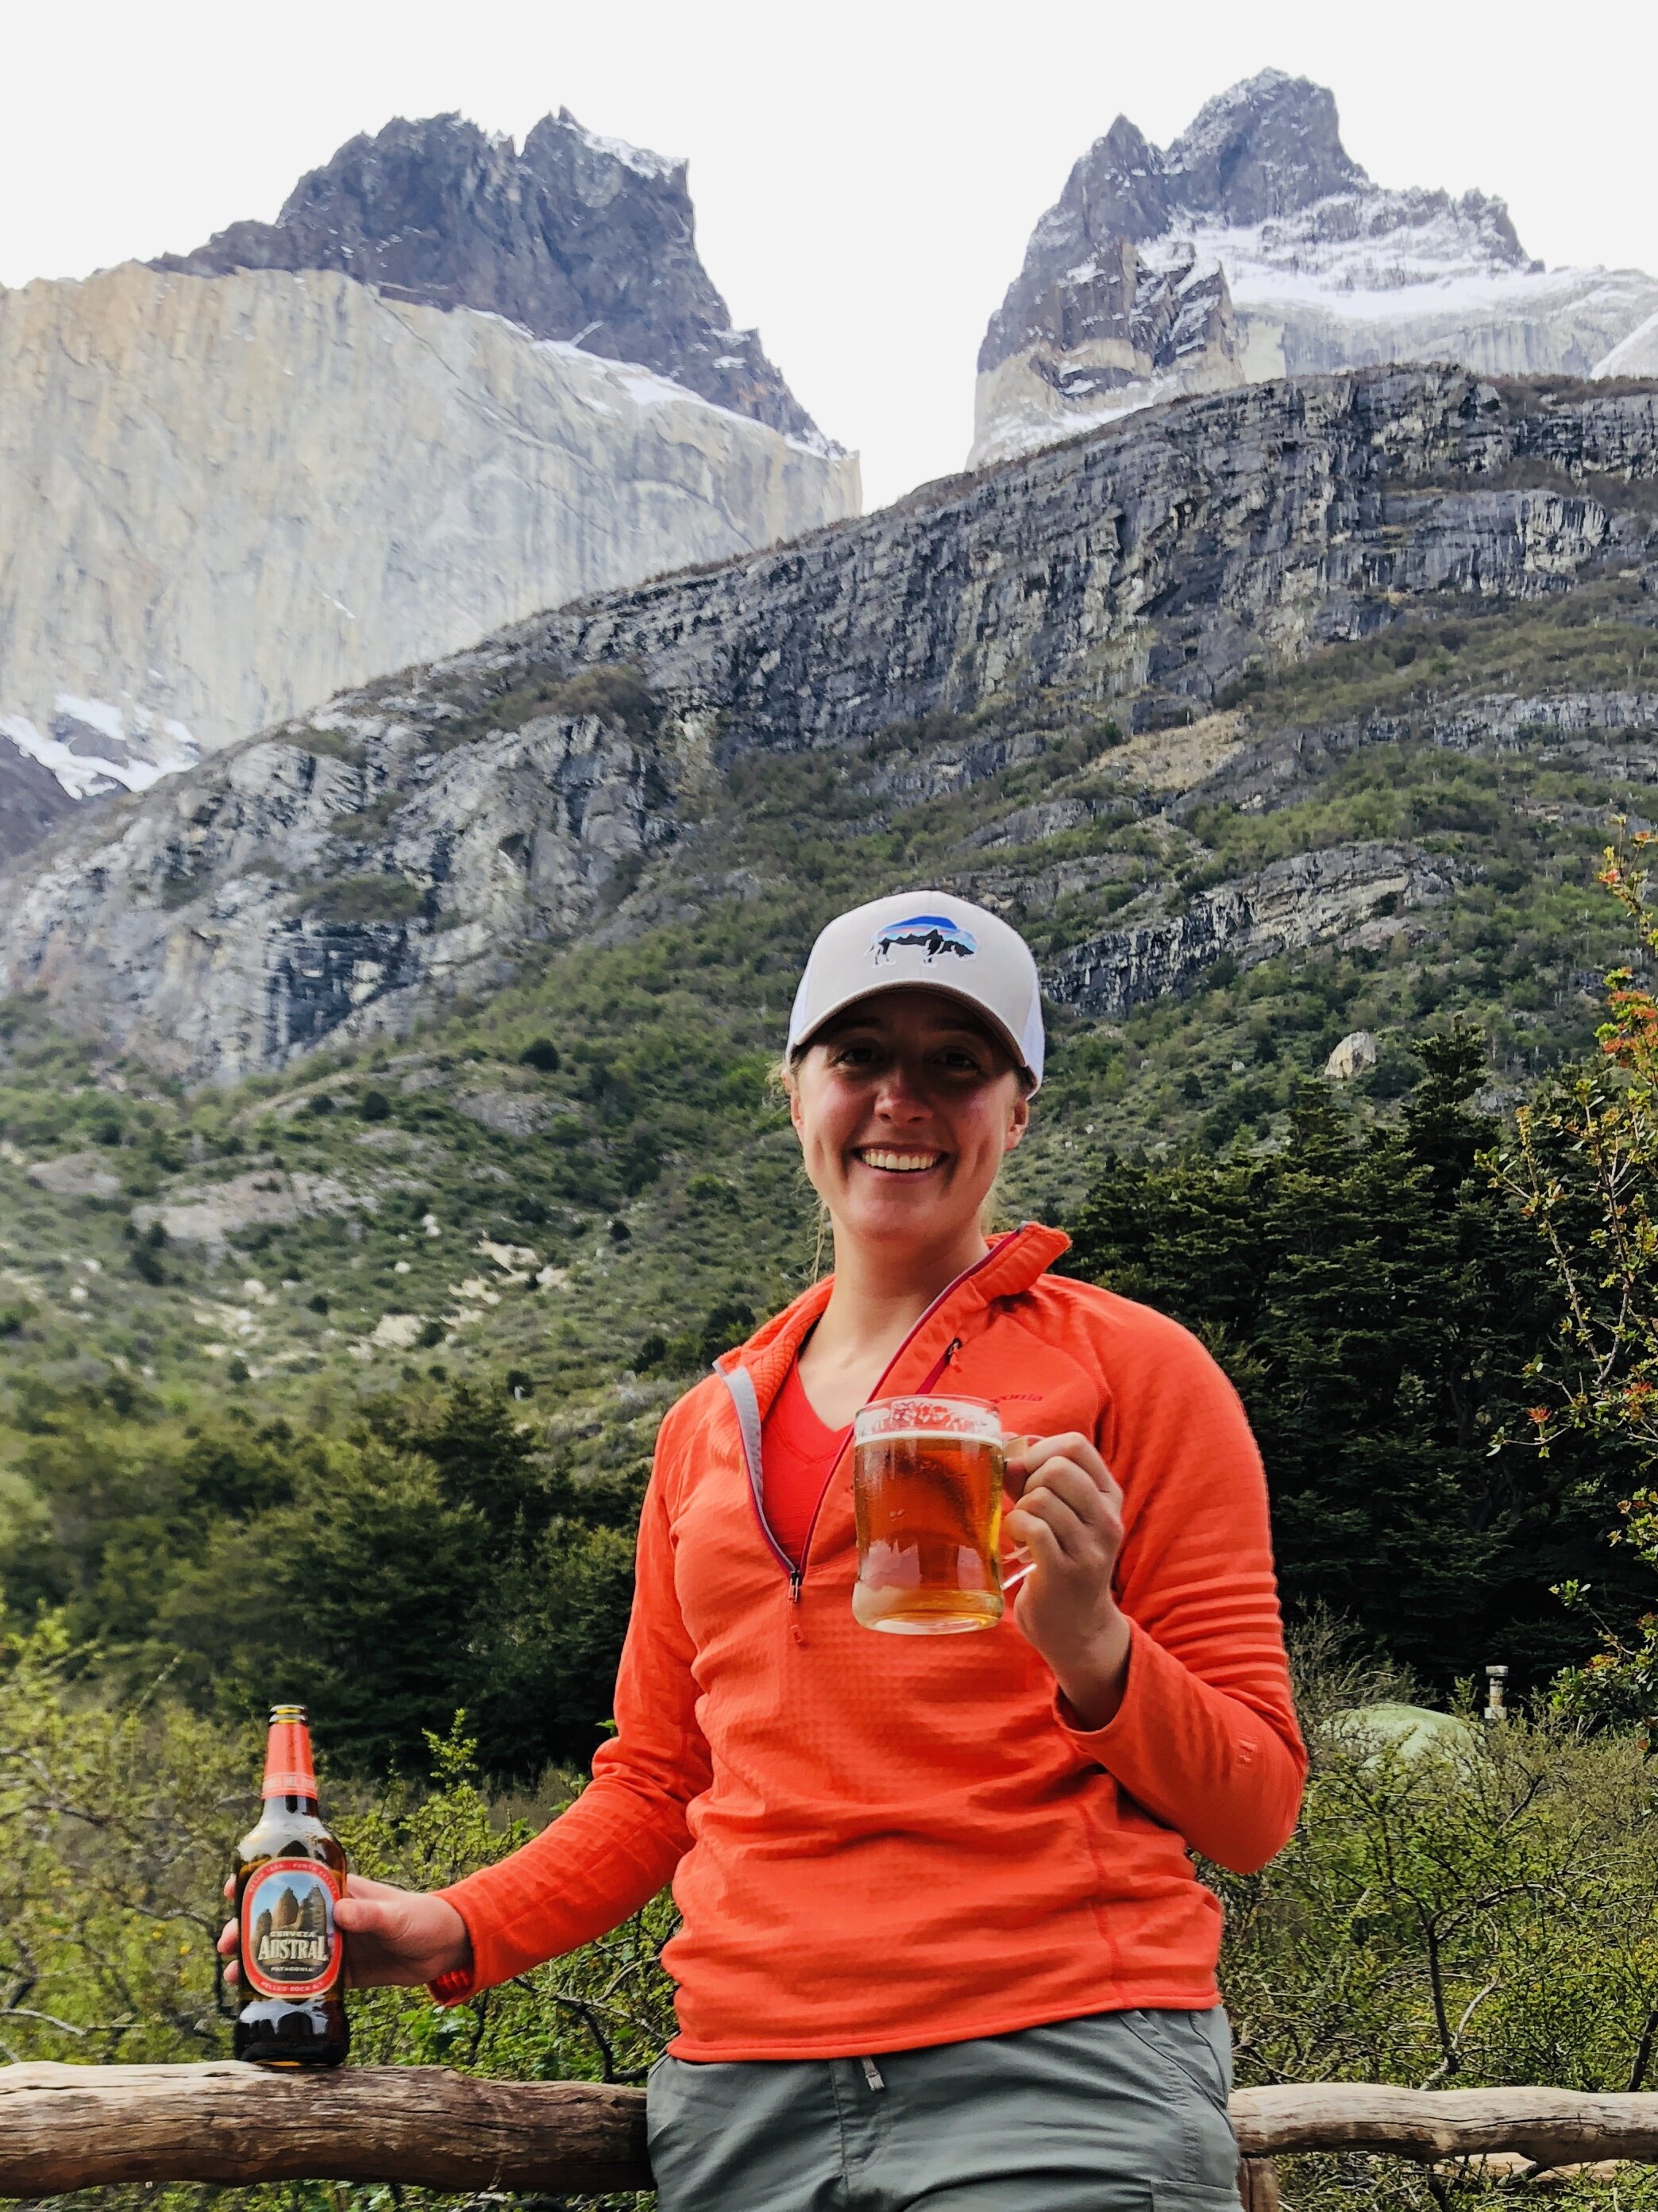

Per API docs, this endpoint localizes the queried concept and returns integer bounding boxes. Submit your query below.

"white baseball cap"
[787,892,1046,1090]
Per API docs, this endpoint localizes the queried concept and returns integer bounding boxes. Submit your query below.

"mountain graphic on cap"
[870,915,977,964]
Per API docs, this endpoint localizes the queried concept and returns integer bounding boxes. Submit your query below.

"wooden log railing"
[1229,2086,1658,2211]
[4,2064,1658,2198]
[0,2065,645,2195]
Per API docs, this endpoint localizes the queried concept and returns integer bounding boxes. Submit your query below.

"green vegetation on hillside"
[0,1375,638,1776]
[1220,579,1658,725]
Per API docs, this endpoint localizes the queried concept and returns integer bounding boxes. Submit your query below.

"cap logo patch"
[870,913,977,966]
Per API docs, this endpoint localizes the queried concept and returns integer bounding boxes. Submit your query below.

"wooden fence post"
[1237,2155,1281,2211]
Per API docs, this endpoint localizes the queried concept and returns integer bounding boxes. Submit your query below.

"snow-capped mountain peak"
[973,71,1658,468]
[555,107,684,186]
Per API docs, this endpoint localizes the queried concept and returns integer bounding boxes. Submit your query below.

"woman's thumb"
[334,1892,398,1935]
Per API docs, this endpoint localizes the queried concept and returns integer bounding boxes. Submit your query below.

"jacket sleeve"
[1056,1307,1306,1874]
[434,1421,711,1994]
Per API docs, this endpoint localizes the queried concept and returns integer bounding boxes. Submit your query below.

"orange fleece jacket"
[438,1224,1305,2059]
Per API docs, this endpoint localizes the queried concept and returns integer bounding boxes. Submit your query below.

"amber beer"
[232,1703,349,2066]
[852,1396,1006,1633]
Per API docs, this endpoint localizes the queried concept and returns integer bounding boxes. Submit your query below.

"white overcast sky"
[3,0,1653,510]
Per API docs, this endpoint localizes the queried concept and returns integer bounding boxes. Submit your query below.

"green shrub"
[309,875,425,926]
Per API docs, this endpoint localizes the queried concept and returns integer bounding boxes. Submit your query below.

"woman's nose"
[872,1062,929,1116]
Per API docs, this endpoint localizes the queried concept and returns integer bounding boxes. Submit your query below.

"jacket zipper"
[742,1233,1017,1602]
[782,1331,963,1603]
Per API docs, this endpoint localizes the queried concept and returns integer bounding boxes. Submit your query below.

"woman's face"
[789,988,1029,1258]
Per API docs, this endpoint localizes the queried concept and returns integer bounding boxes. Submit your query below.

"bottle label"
[241,1858,343,2001]
[261,1719,318,1800]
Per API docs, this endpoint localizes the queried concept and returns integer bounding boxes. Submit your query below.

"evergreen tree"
[1066,1028,1644,1689]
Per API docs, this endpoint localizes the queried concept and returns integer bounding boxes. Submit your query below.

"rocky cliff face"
[0,261,856,823]
[2,365,1654,1084]
[1049,842,1467,1018]
[155,110,821,442]
[0,741,75,867]
[973,71,1658,465]
[976,233,1239,468]
[0,111,853,855]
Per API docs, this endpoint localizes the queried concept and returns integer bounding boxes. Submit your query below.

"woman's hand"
[218,1871,472,1990]
[1004,1432,1132,1729]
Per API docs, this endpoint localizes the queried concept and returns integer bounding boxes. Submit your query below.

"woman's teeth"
[858,1149,942,1173]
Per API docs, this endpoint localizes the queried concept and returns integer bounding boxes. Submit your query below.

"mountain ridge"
[3,364,1654,1086]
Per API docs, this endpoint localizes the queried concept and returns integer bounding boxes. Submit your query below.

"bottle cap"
[261,1705,318,1800]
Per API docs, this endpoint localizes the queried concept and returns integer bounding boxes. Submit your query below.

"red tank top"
[760,1358,851,1565]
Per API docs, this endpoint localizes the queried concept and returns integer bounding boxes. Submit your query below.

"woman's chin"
[836,1178,980,1243]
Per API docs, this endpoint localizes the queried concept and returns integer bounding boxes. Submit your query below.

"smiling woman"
[218,888,1305,2211]
[788,986,1029,1297]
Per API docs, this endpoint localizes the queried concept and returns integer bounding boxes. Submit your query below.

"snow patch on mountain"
[0,698,199,803]
[565,117,683,184]
[1598,310,1658,380]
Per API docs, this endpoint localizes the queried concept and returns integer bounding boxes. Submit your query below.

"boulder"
[1324,1031,1377,1080]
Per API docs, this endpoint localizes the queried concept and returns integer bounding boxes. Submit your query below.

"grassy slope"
[1,577,1655,1490]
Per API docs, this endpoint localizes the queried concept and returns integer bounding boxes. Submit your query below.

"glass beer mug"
[852,1395,1029,1633]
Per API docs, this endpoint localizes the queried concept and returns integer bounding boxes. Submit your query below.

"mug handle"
[1001,1433,1036,1591]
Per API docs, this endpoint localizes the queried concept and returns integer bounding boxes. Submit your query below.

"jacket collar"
[715,1221,1070,1422]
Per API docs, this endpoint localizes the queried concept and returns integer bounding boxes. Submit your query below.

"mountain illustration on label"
[869,915,978,965]
[241,1858,343,2000]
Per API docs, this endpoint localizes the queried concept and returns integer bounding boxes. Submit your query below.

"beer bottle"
[232,1702,349,2066]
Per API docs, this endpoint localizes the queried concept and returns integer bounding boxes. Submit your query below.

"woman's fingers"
[1005,1433,1124,1592]
[221,1867,463,1991]
[1009,1454,1118,1541]
[1007,1432,1117,1503]
[337,1871,401,1904]
[1024,1457,1115,1527]
[1004,1507,1069,1573]
[1008,1483,1112,1566]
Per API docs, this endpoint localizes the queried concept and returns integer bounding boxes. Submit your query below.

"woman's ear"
[785,1062,804,1139]
[1004,1088,1031,1154]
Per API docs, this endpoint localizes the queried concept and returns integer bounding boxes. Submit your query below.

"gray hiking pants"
[646,2006,1240,2211]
